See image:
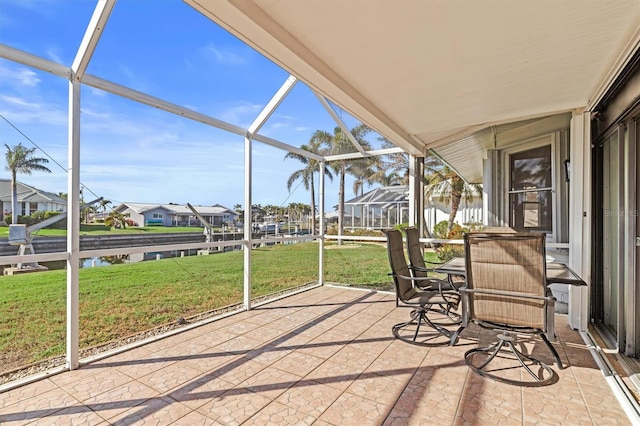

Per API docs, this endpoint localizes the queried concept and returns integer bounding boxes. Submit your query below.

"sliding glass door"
[601,129,622,339]
[594,115,640,357]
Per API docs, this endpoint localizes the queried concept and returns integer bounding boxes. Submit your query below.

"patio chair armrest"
[409,265,437,273]
[390,272,441,284]
[460,287,555,302]
[390,272,454,294]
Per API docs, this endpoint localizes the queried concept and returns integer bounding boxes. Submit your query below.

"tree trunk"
[447,191,462,232]
[11,171,18,224]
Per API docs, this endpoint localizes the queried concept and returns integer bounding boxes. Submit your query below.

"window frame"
[501,134,558,241]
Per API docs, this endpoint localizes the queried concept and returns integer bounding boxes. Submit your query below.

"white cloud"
[0,64,41,87]
[0,94,40,108]
[201,42,247,65]
[0,95,67,127]
[2,0,56,9]
[218,101,262,127]
[46,48,64,66]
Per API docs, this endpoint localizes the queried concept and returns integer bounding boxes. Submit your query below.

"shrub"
[433,220,450,239]
[324,225,384,237]
[3,211,64,227]
[432,220,484,262]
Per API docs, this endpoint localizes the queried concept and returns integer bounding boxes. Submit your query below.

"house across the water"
[0,179,66,219]
[113,202,238,227]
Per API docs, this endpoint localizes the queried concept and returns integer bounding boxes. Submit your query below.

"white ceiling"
[186,0,640,180]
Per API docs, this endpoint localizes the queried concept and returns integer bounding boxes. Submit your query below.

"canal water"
[40,248,224,271]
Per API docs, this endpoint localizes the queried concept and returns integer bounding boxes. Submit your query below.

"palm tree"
[99,199,112,215]
[4,143,52,224]
[284,139,333,233]
[375,137,410,186]
[350,154,383,197]
[105,210,128,229]
[318,124,372,241]
[424,155,482,232]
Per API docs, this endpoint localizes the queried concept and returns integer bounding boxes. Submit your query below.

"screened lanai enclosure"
[344,186,409,230]
[0,0,413,384]
[1,0,640,421]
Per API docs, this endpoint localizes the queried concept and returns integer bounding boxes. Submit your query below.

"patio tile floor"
[0,286,634,425]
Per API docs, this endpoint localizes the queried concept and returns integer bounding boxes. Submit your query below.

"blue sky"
[0,0,383,213]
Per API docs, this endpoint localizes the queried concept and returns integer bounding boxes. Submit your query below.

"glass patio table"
[434,257,587,286]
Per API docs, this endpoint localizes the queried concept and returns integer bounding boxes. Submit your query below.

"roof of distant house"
[345,185,409,205]
[115,202,238,216]
[0,179,66,205]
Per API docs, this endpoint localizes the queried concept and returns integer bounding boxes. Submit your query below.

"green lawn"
[0,241,441,374]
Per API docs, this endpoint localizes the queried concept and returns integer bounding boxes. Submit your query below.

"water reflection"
[41,249,204,270]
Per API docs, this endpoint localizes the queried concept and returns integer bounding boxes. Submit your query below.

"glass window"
[508,145,553,232]
[153,213,163,219]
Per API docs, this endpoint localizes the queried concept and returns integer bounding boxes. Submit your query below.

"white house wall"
[424,202,483,233]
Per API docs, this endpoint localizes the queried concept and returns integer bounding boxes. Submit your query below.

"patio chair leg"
[450,326,464,345]
[413,312,423,341]
[422,311,452,338]
[505,340,545,381]
[464,332,557,386]
[541,333,563,368]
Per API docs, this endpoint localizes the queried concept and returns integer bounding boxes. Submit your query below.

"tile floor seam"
[451,326,481,425]
[531,358,623,422]
[558,334,608,425]
[1,379,105,425]
[378,348,430,426]
[574,375,610,425]
[520,382,525,425]
[3,288,632,425]
[284,330,397,425]
[56,376,112,419]
[260,380,335,424]
[337,334,430,423]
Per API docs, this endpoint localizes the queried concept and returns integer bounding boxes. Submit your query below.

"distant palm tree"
[375,137,409,186]
[350,154,383,197]
[318,124,372,241]
[424,156,482,232]
[4,143,51,224]
[284,139,333,233]
[105,210,128,228]
[99,199,112,214]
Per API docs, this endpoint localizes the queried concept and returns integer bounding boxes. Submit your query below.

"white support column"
[408,155,424,232]
[65,0,114,371]
[417,157,424,235]
[315,94,367,156]
[243,75,298,310]
[243,135,252,310]
[66,81,81,371]
[71,0,115,81]
[408,155,416,227]
[247,75,297,137]
[318,160,326,285]
[568,111,591,331]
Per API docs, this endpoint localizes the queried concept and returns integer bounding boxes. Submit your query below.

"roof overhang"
[186,0,640,177]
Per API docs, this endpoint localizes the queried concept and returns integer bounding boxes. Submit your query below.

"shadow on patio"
[0,286,632,425]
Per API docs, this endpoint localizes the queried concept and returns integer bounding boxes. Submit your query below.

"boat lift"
[186,203,220,253]
[5,197,103,274]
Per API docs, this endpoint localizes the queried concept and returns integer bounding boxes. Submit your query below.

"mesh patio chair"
[404,227,461,323]
[452,232,562,386]
[383,229,458,346]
